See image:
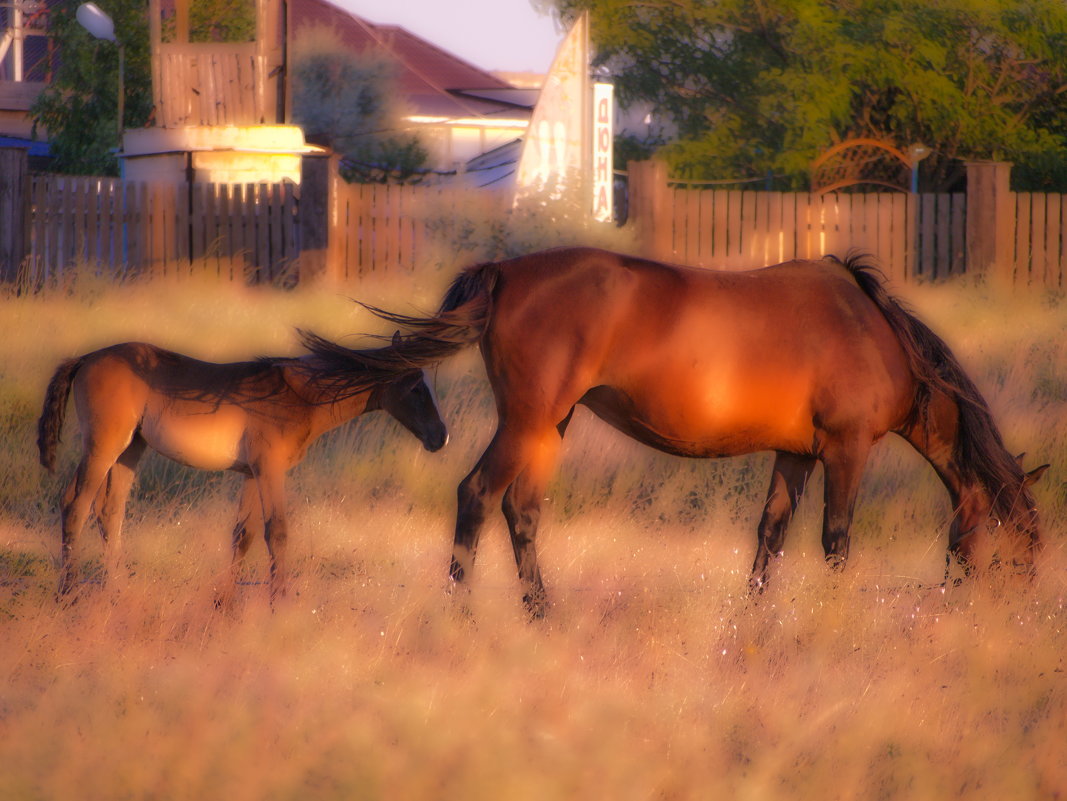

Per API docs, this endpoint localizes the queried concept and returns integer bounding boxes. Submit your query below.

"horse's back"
[483,248,917,455]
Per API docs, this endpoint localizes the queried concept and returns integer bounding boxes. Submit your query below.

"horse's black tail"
[296,261,500,398]
[37,356,85,473]
[358,259,500,363]
[838,253,1030,524]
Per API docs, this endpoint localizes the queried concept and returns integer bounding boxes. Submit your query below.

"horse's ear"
[1015,452,1027,468]
[392,330,402,346]
[1024,464,1050,488]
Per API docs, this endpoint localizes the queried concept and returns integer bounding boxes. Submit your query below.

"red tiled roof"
[286,0,520,119]
[374,24,513,93]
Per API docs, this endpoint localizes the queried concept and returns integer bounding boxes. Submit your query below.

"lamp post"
[76,2,124,149]
[908,143,931,194]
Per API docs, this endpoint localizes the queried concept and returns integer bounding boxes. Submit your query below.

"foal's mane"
[834,253,1033,522]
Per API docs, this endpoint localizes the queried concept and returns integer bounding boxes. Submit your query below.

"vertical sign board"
[514,12,589,210]
[591,82,614,222]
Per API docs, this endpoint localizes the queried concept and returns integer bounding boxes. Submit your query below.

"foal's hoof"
[522,593,549,622]
[824,554,848,572]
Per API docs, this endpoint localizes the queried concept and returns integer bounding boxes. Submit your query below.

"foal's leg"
[215,478,263,607]
[92,435,146,584]
[749,451,816,593]
[501,429,562,618]
[818,435,871,571]
[252,463,290,602]
[59,445,124,596]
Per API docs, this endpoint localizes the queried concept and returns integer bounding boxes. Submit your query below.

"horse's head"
[1001,460,1049,568]
[954,458,1049,576]
[378,368,448,452]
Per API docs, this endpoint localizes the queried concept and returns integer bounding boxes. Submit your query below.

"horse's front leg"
[818,434,871,572]
[750,451,816,593]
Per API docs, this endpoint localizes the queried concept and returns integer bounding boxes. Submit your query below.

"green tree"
[160,0,256,43]
[30,0,153,176]
[289,26,427,183]
[549,0,1067,190]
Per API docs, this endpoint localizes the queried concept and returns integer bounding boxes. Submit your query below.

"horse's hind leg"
[93,434,146,585]
[450,427,546,604]
[59,448,123,596]
[501,430,562,618]
[750,452,816,593]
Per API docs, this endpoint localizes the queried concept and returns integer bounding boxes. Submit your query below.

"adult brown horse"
[350,246,1045,616]
[37,333,448,601]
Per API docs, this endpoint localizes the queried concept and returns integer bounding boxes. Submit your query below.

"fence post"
[628,159,672,261]
[0,147,30,283]
[298,151,340,285]
[965,161,1014,288]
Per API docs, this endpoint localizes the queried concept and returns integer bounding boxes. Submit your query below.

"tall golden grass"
[0,264,1064,800]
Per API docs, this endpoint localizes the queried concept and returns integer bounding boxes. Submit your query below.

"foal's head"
[376,369,448,452]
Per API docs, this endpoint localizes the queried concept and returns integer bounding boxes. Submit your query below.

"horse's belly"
[581,380,815,457]
[142,407,245,470]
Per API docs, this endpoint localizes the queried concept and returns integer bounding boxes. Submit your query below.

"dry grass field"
[0,265,1064,800]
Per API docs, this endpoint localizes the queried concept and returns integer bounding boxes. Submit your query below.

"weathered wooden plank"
[33,175,51,283]
[128,181,145,274]
[174,180,189,267]
[1043,193,1060,289]
[742,189,759,264]
[917,194,935,280]
[949,193,965,277]
[270,183,284,280]
[358,184,373,273]
[892,193,909,283]
[780,192,797,262]
[252,183,267,278]
[768,194,785,266]
[725,190,742,267]
[1030,193,1046,289]
[1015,193,1031,288]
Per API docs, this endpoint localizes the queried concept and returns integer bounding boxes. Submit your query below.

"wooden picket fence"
[628,160,1064,290]
[4,151,1067,290]
[1014,192,1067,288]
[327,178,500,280]
[643,183,966,285]
[21,174,298,286]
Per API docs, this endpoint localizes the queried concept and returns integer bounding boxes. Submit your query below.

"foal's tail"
[37,356,86,473]
[839,254,1029,524]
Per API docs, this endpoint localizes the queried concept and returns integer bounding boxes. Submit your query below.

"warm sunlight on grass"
[0,267,1064,800]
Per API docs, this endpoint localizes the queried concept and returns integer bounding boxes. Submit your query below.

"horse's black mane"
[831,252,1033,523]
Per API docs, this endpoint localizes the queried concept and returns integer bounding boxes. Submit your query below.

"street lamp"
[908,143,931,194]
[76,2,124,149]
